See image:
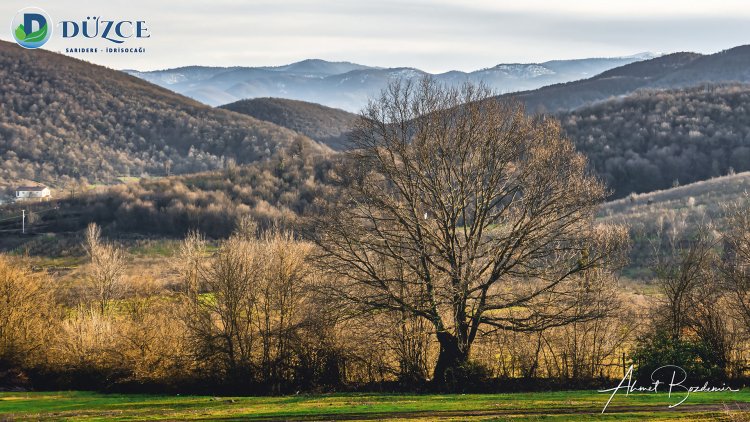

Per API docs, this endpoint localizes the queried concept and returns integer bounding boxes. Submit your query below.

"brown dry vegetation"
[1,207,748,393]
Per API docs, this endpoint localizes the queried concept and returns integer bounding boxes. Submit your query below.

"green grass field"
[1,390,748,421]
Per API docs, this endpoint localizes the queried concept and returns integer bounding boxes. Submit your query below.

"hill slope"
[0,145,338,239]
[221,98,358,150]
[509,45,750,113]
[563,84,750,199]
[0,40,327,190]
[654,45,750,87]
[221,83,750,200]
[599,171,750,278]
[509,52,703,113]
[600,171,750,223]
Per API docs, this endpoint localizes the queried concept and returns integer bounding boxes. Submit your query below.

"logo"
[11,7,52,49]
[61,17,150,44]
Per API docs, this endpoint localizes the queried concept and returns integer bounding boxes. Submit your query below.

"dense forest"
[0,41,328,190]
[563,84,750,198]
[221,83,750,201]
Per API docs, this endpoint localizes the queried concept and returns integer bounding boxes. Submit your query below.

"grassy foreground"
[1,389,749,421]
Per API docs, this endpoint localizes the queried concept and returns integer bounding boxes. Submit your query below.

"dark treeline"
[563,84,750,198]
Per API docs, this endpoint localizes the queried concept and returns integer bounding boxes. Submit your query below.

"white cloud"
[2,0,749,71]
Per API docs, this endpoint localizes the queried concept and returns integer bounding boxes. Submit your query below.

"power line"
[0,205,60,220]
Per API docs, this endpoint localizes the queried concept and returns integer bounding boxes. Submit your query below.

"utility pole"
[22,209,25,234]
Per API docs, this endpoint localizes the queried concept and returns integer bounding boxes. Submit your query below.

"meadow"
[1,390,749,421]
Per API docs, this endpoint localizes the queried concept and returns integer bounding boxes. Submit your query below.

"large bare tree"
[311,78,628,383]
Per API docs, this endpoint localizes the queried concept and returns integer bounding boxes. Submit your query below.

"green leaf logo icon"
[11,8,52,48]
[14,24,26,41]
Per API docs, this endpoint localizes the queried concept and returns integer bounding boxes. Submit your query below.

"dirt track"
[239,402,750,421]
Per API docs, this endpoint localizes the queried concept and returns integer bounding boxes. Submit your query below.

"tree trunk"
[432,332,468,386]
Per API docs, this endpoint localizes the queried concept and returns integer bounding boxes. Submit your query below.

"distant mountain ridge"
[505,45,750,113]
[126,54,657,111]
[126,45,750,116]
[218,47,750,158]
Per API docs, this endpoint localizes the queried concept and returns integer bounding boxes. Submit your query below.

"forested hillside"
[598,171,750,278]
[507,45,750,113]
[5,38,750,217]
[3,143,337,238]
[221,98,358,150]
[564,84,750,198]
[16,82,750,240]
[508,52,702,113]
[0,41,327,189]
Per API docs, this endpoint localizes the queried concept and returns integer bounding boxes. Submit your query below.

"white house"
[15,185,51,202]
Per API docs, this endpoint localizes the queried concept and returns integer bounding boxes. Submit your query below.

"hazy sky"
[3,0,749,71]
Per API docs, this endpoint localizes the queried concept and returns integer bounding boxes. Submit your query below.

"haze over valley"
[125,54,656,111]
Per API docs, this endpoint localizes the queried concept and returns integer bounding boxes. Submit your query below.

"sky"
[2,0,750,72]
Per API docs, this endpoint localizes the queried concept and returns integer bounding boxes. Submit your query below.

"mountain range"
[125,46,750,118]
[214,48,750,198]
[125,54,657,111]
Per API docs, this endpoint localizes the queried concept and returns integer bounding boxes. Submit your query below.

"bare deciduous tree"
[177,222,318,387]
[722,195,750,332]
[255,229,311,390]
[541,270,634,380]
[641,222,737,378]
[651,223,719,341]
[84,223,126,315]
[311,78,628,383]
[190,235,259,377]
[174,229,206,298]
